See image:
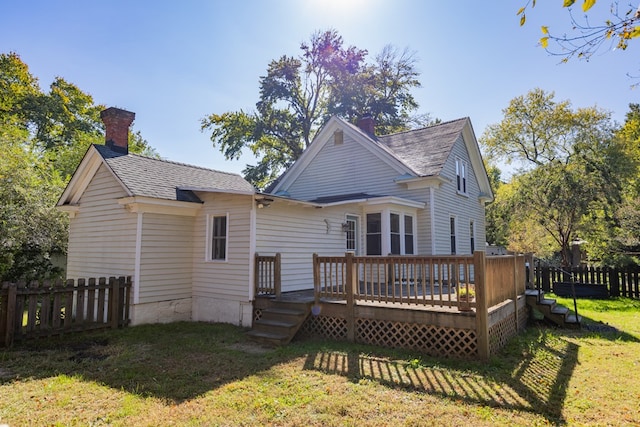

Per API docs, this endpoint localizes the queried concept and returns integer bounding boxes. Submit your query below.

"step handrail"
[558,268,580,328]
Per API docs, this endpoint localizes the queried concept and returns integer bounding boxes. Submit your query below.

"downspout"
[248,196,257,302]
[134,212,143,304]
[429,187,436,255]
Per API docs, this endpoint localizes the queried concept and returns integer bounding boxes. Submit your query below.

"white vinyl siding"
[256,203,347,292]
[138,213,194,304]
[192,193,252,301]
[66,165,136,278]
[432,135,487,255]
[284,131,408,201]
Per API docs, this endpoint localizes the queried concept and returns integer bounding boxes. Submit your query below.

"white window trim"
[366,208,417,255]
[206,212,229,262]
[345,214,361,255]
[456,157,468,196]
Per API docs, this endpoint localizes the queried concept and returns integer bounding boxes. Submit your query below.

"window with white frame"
[450,216,457,255]
[390,213,401,254]
[345,215,359,253]
[366,213,382,255]
[210,214,228,261]
[367,211,415,255]
[456,158,467,194]
[404,215,415,255]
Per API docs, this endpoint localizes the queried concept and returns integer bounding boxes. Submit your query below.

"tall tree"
[202,29,424,189]
[481,88,612,169]
[0,52,158,280]
[481,89,629,266]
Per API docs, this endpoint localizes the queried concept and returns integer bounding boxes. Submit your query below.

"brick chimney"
[100,107,135,154]
[357,114,375,136]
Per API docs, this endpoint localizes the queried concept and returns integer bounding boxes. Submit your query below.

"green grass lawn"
[1,297,639,426]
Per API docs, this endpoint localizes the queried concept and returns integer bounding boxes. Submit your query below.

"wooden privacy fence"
[0,276,131,347]
[312,251,526,359]
[533,265,640,299]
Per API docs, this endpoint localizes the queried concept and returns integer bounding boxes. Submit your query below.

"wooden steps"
[525,289,581,329]
[247,297,312,346]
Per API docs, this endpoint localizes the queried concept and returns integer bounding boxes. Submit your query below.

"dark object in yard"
[553,282,609,299]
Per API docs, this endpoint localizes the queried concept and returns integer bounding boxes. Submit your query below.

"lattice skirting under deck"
[299,315,477,358]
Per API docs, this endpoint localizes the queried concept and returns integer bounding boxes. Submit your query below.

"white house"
[57,108,494,327]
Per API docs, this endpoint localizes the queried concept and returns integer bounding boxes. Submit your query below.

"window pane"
[212,216,227,260]
[367,234,382,255]
[405,235,414,255]
[346,218,356,252]
[390,213,400,233]
[390,234,400,254]
[367,213,381,232]
[450,217,456,255]
[404,215,414,254]
[366,213,382,255]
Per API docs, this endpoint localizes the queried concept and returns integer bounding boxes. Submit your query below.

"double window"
[366,212,415,255]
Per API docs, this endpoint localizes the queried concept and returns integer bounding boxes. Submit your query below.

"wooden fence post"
[345,252,356,342]
[474,251,489,360]
[609,267,620,297]
[110,277,120,329]
[4,284,17,347]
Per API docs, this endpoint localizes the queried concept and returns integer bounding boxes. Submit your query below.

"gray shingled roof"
[94,145,255,202]
[377,118,468,177]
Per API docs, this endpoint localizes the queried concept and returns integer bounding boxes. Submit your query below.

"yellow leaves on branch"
[563,0,596,11]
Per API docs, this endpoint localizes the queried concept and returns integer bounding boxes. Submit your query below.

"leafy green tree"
[202,29,424,189]
[0,52,159,280]
[481,89,633,266]
[482,88,613,169]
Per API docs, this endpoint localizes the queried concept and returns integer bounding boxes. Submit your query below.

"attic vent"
[334,130,343,145]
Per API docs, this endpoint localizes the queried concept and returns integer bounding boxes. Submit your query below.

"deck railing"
[313,251,526,359]
[254,253,281,297]
[313,253,477,309]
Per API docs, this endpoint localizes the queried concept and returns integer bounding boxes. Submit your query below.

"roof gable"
[269,116,414,194]
[58,144,255,207]
[270,116,493,202]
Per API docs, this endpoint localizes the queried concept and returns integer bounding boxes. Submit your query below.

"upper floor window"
[210,214,228,261]
[456,158,467,194]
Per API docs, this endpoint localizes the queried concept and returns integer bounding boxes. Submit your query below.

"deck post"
[274,253,282,298]
[345,252,356,342]
[312,253,319,306]
[474,251,489,360]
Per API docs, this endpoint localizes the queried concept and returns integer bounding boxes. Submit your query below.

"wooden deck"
[252,252,533,359]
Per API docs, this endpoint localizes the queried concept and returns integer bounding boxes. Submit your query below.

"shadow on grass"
[0,322,301,403]
[302,328,579,425]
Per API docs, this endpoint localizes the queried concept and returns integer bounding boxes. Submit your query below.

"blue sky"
[1,0,638,175]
